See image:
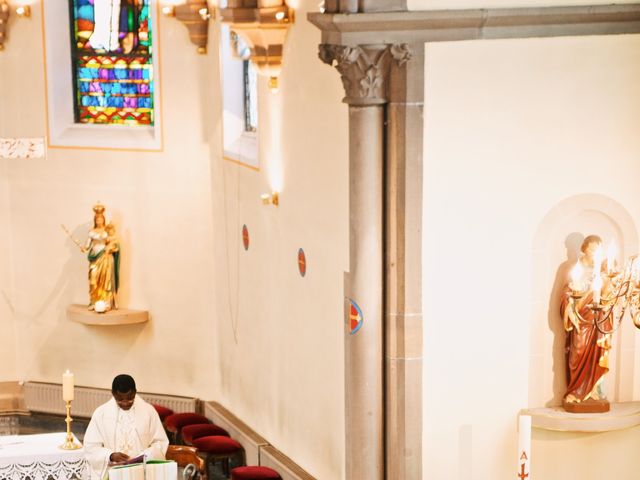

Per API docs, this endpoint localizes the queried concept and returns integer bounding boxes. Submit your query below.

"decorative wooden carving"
[220,1,294,83]
[173,0,212,54]
[0,1,9,51]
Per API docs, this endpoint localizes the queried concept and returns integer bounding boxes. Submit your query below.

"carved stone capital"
[319,43,411,106]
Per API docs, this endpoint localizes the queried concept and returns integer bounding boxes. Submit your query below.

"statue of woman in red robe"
[560,235,612,413]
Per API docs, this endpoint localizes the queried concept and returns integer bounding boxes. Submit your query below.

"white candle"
[592,273,603,304]
[593,246,604,275]
[62,370,74,401]
[518,415,532,480]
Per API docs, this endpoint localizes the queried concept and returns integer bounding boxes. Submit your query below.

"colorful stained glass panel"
[70,0,154,126]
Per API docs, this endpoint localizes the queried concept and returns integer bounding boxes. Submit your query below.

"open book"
[109,460,177,480]
[123,454,145,465]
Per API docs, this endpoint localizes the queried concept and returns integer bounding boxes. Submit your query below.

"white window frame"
[220,25,258,170]
[43,0,163,151]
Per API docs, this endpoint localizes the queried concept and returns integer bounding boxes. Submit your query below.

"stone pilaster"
[385,42,423,480]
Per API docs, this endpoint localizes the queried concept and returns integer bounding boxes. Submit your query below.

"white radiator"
[24,382,198,418]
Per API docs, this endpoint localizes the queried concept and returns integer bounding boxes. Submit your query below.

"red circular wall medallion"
[242,224,249,251]
[298,248,306,277]
[348,299,363,335]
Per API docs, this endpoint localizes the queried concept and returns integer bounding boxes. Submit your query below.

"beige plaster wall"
[0,1,217,396]
[209,0,348,477]
[0,1,347,478]
[0,163,16,381]
[0,31,17,382]
[422,34,640,479]
[409,0,639,10]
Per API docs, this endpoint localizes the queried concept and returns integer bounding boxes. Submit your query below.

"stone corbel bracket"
[220,3,294,81]
[173,0,212,54]
[318,43,411,105]
[0,1,9,51]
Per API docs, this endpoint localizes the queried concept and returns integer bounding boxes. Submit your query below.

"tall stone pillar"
[319,43,411,480]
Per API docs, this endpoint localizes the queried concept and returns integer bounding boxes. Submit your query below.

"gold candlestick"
[59,400,82,450]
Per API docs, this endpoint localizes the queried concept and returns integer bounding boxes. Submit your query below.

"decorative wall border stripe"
[0,138,45,159]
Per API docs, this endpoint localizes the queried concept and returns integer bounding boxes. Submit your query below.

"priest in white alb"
[84,374,169,480]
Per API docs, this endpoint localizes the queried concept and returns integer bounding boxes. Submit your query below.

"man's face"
[113,390,136,411]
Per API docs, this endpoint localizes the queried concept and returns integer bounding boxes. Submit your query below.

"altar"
[0,432,88,480]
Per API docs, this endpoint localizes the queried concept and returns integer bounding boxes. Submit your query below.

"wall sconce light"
[268,76,279,93]
[15,4,29,17]
[261,191,279,207]
[162,1,212,54]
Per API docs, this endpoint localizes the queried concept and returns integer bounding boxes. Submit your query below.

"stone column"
[319,43,411,480]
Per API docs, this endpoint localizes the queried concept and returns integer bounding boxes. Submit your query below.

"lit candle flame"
[592,272,603,304]
[569,261,584,292]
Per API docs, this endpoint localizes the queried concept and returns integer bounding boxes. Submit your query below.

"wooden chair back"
[166,445,206,478]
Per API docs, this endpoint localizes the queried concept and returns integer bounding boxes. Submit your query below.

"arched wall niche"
[530,193,639,408]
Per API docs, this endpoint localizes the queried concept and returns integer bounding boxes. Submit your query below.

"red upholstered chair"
[151,404,174,422]
[193,435,245,478]
[182,423,230,446]
[164,413,210,444]
[231,466,282,480]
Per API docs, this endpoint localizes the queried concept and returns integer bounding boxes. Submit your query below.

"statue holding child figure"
[63,203,120,313]
[560,234,640,413]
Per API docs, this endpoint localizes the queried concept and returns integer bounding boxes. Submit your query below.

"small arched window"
[222,27,259,168]
[230,30,258,133]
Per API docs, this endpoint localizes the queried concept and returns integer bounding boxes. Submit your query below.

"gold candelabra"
[59,400,82,450]
[568,255,640,335]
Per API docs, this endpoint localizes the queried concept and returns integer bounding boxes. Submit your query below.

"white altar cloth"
[0,432,88,480]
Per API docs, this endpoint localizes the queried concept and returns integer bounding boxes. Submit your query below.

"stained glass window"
[243,60,258,133]
[70,0,154,126]
[231,30,258,133]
